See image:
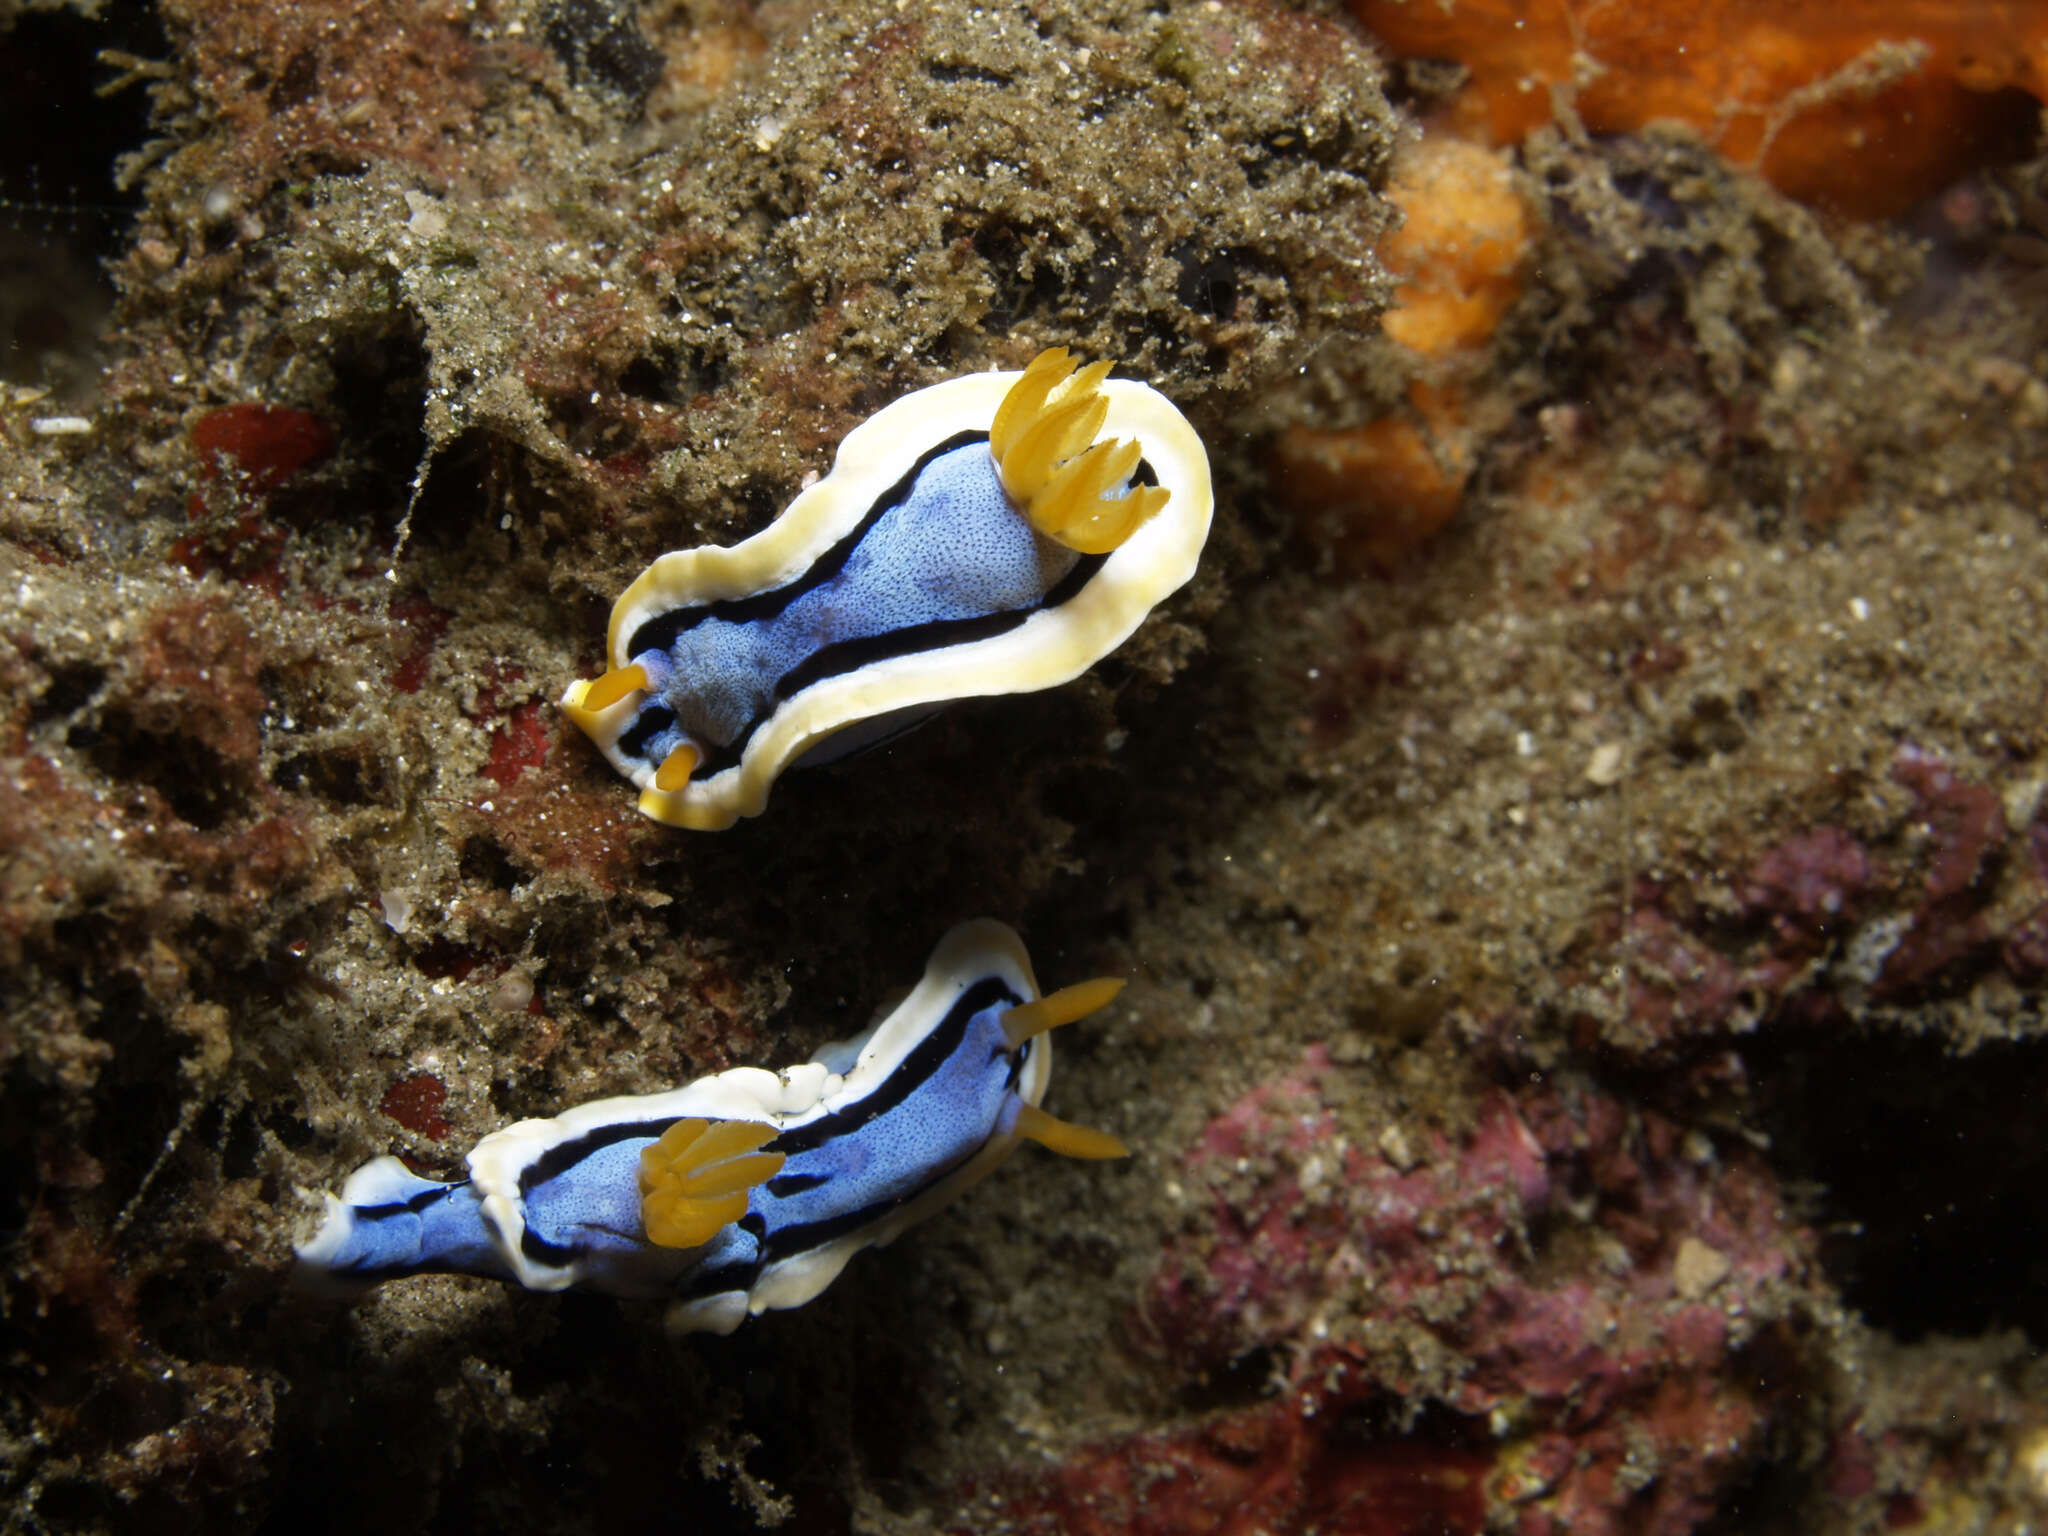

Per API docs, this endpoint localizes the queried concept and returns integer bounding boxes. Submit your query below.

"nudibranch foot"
[296,922,1129,1333]
[561,348,1213,830]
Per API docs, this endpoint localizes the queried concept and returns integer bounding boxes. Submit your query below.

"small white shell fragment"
[1671,1236,1730,1301]
[1584,741,1626,786]
[403,190,448,238]
[490,971,535,1011]
[1377,1122,1416,1171]
[379,889,416,935]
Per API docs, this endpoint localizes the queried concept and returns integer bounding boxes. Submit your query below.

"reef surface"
[4,1,2048,1532]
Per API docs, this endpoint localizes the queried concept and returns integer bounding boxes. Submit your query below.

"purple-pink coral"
[1102,1053,1812,1536]
[1877,744,2007,994]
[1740,826,1872,942]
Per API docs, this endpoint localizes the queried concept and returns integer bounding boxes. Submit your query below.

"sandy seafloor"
[5,0,2048,1532]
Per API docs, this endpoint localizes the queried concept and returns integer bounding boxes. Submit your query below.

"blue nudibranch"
[562,348,1213,828]
[297,922,1127,1333]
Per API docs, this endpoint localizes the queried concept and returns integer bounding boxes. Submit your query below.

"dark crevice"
[88,726,243,830]
[272,745,387,807]
[0,3,168,386]
[30,661,106,726]
[323,308,431,536]
[405,426,503,550]
[460,835,530,891]
[926,60,1012,86]
[1752,1028,2048,1344]
[543,0,663,109]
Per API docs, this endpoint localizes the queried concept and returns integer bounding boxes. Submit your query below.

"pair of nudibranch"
[300,351,1212,1330]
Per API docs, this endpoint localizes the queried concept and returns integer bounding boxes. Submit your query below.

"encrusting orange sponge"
[1350,0,2044,220]
[1379,136,1534,360]
[1277,136,1531,574]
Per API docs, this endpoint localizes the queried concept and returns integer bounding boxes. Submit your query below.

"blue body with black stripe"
[615,439,1092,779]
[562,354,1212,831]
[294,922,1109,1334]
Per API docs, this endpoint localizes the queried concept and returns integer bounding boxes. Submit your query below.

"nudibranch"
[296,922,1128,1333]
[561,348,1213,828]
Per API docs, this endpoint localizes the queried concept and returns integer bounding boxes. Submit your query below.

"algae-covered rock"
[7,0,2048,1530]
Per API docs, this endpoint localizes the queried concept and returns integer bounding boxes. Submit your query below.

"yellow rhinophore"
[1001,975,1130,1159]
[1002,976,1125,1048]
[1013,1101,1130,1160]
[578,663,650,712]
[653,742,698,792]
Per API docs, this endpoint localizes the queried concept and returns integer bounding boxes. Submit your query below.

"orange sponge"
[1351,0,2043,219]
[1274,138,1527,573]
[1278,402,1472,576]
[1381,137,1533,358]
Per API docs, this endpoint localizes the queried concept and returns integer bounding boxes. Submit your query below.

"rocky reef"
[5,0,2048,1531]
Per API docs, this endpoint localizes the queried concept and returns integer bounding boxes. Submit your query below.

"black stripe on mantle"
[616,432,1156,777]
[514,975,1025,1270]
[624,430,991,659]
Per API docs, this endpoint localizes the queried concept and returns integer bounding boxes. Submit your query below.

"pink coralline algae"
[172,403,337,594]
[1055,1053,1816,1536]
[378,1071,451,1142]
[1739,826,1873,944]
[467,664,553,790]
[965,1402,1494,1536]
[1726,826,1879,1007]
[1614,897,1752,1043]
[2003,823,2048,977]
[1607,823,1875,1045]
[1891,746,2007,905]
[1877,745,2007,994]
[1133,1048,1549,1368]
[1584,742,2041,1052]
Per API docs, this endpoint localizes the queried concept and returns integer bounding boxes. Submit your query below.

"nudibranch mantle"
[296,921,1127,1334]
[562,350,1213,829]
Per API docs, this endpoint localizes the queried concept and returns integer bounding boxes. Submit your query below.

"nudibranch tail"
[297,921,1132,1334]
[639,1118,785,1249]
[292,1156,514,1295]
[561,348,1212,830]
